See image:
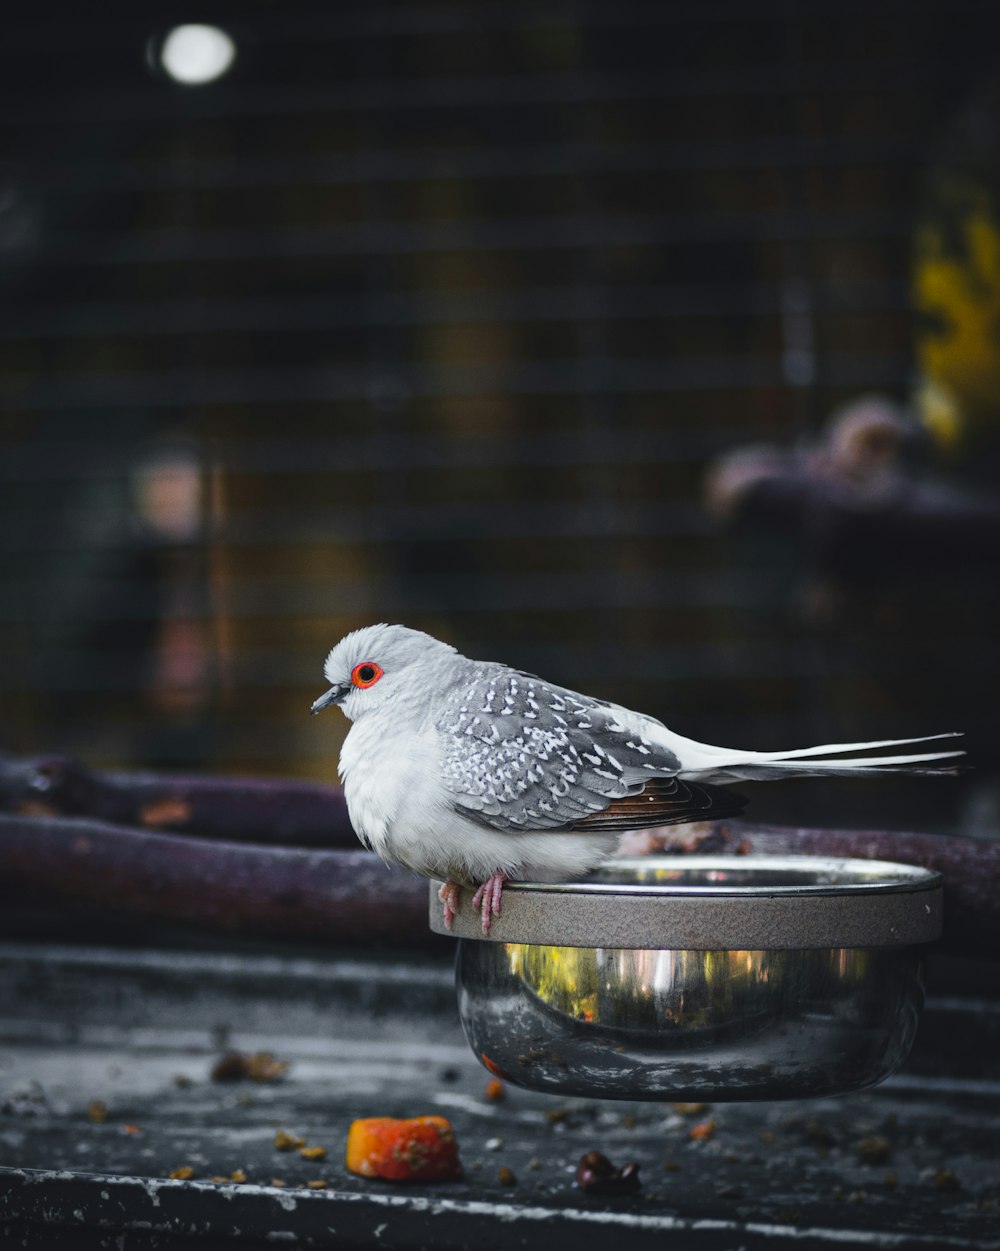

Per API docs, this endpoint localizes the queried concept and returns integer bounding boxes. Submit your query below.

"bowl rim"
[506,855,942,898]
[429,855,944,949]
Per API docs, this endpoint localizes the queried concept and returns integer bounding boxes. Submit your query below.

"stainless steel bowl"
[428,856,943,1101]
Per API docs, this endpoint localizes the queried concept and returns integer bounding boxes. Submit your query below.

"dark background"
[2,0,999,837]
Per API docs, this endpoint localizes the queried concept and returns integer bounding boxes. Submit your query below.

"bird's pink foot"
[471,872,507,936]
[438,880,461,929]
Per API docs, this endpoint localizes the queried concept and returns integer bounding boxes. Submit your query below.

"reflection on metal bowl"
[431,857,942,1101]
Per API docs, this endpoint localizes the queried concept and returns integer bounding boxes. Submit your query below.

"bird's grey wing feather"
[436,667,683,833]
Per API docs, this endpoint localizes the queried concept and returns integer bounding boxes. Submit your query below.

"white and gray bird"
[311,623,963,934]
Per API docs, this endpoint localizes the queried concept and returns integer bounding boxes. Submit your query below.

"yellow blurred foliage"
[915,200,1000,449]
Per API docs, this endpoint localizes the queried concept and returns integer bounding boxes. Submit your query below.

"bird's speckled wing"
[436,666,688,832]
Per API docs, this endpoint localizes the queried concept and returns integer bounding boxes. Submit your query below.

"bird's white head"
[311,623,463,723]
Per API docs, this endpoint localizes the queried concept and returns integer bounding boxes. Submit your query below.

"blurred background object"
[0,1,997,837]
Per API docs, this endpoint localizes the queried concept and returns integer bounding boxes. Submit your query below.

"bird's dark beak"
[311,685,348,715]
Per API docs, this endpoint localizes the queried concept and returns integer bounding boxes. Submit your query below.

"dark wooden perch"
[0,752,354,847]
[0,813,438,948]
[1,753,997,956]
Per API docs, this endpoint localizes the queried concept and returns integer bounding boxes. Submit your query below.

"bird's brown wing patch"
[567,778,747,832]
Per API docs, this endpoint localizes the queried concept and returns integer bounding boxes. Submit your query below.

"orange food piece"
[346,1116,462,1182]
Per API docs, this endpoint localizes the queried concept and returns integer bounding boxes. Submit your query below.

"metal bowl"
[428,856,943,1101]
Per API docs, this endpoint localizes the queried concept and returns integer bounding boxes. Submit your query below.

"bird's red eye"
[351,661,383,688]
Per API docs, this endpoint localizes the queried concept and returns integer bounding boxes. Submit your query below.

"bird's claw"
[438,880,461,929]
[471,872,507,936]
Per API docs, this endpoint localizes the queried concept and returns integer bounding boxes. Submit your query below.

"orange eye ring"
[351,661,384,688]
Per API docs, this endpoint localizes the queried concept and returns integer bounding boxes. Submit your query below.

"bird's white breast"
[338,716,449,871]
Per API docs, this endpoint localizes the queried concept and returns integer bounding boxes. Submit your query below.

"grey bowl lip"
[429,856,944,947]
[501,855,943,899]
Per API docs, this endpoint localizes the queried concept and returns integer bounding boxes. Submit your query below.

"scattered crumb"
[168,1166,195,1181]
[688,1120,716,1143]
[210,1176,227,1184]
[121,1124,142,1136]
[805,1120,834,1148]
[306,1179,328,1190]
[528,1157,542,1171]
[498,1165,516,1185]
[934,1169,961,1192]
[271,1178,287,1187]
[485,1136,504,1151]
[211,1051,288,1084]
[299,1146,328,1162]
[670,1103,708,1117]
[274,1130,306,1152]
[576,1151,641,1195]
[87,1101,108,1123]
[230,1169,247,1183]
[484,1079,505,1102]
[544,1108,569,1125]
[856,1136,892,1165]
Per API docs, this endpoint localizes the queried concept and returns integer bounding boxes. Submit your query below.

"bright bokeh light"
[159,24,236,85]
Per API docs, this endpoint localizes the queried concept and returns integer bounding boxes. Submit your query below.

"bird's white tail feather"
[728,731,963,763]
[653,727,964,781]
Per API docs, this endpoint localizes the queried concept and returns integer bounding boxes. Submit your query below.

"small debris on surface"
[271,1178,287,1187]
[688,1120,716,1143]
[804,1119,835,1148]
[498,1165,517,1185]
[485,1136,504,1151]
[933,1169,961,1191]
[662,1159,680,1172]
[168,1166,195,1181]
[856,1135,892,1165]
[86,1101,108,1123]
[670,1102,708,1117]
[306,1179,327,1190]
[346,1116,462,1182]
[121,1124,142,1136]
[210,1051,288,1083]
[274,1130,306,1151]
[621,1114,637,1129]
[299,1145,328,1162]
[484,1079,505,1102]
[544,1107,570,1125]
[576,1151,641,1195]
[230,1169,248,1183]
[528,1157,542,1171]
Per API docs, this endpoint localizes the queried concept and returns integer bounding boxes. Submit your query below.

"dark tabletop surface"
[0,938,999,1250]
